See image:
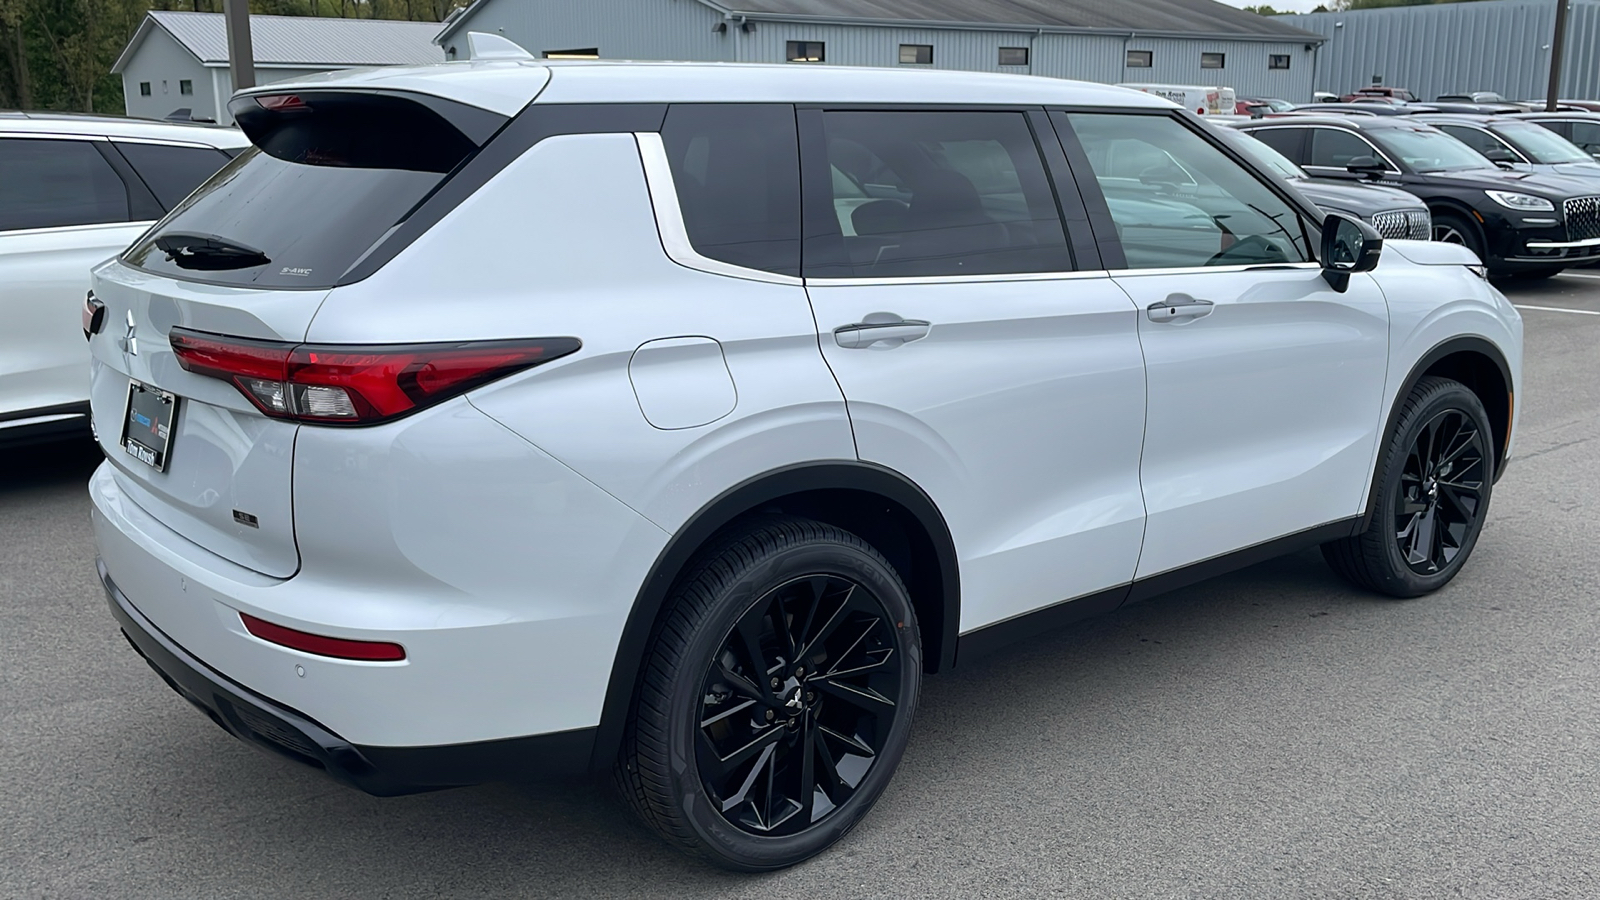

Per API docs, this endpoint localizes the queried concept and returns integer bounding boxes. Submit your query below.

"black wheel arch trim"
[590,459,959,773]
[1360,335,1514,530]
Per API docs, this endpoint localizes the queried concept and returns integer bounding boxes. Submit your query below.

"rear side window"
[0,138,129,232]
[1247,127,1304,162]
[806,110,1072,278]
[113,142,235,209]
[660,104,801,277]
[124,92,494,289]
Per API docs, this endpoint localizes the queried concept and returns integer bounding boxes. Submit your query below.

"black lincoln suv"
[1240,116,1600,277]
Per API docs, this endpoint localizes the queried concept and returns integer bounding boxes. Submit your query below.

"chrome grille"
[1370,209,1431,241]
[1565,196,1600,241]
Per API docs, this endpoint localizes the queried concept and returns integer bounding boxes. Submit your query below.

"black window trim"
[1052,107,1330,272]
[796,102,1093,284]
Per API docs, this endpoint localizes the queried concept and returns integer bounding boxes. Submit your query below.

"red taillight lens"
[240,612,406,661]
[255,94,308,112]
[169,328,579,425]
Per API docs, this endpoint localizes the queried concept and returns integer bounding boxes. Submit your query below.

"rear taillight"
[168,328,579,425]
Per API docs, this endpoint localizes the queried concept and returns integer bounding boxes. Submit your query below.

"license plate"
[121,381,179,472]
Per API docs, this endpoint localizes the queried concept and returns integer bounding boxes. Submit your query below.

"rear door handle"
[1146,294,1215,323]
[833,317,931,349]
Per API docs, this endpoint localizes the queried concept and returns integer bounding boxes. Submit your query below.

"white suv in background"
[88,55,1522,870]
[0,113,245,448]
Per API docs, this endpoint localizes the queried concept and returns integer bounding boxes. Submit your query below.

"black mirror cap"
[1320,213,1383,292]
[1345,155,1388,175]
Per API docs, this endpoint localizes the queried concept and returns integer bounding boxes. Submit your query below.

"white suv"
[88,56,1523,870]
[0,113,245,447]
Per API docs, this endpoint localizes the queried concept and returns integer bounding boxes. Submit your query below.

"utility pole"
[224,0,256,93]
[1547,0,1569,111]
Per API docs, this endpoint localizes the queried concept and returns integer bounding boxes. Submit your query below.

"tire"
[1322,376,1495,598]
[615,516,922,870]
[1431,211,1486,264]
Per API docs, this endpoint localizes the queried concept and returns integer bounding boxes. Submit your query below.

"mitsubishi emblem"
[123,309,138,356]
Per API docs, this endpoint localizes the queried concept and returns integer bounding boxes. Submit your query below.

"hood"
[1383,240,1479,267]
[1420,165,1600,198]
[1295,177,1425,217]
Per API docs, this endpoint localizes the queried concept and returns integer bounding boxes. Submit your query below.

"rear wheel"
[616,517,921,870]
[1323,376,1495,597]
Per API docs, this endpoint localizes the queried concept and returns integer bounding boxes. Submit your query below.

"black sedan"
[1413,114,1600,182]
[1238,116,1600,277]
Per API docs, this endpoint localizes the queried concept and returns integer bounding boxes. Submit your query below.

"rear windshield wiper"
[155,232,271,271]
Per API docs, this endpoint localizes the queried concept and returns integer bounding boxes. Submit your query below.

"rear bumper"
[101,558,595,795]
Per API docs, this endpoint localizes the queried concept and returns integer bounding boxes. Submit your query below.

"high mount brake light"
[255,94,308,112]
[168,328,580,425]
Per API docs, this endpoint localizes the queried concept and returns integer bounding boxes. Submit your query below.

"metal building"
[1281,0,1600,103]
[435,0,1326,102]
[112,11,446,125]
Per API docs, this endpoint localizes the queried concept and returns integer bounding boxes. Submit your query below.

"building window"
[542,48,598,59]
[1269,54,1291,70]
[787,41,824,63]
[1201,52,1226,69]
[998,47,1029,66]
[179,79,193,95]
[899,44,932,65]
[139,82,151,96]
[1126,50,1153,68]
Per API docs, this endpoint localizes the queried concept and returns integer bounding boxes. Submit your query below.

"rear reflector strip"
[240,613,406,662]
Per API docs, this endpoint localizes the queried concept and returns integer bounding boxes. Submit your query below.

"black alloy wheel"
[697,573,901,836]
[617,517,921,870]
[1323,376,1496,597]
[1392,407,1489,575]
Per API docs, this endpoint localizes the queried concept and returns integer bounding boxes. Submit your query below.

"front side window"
[808,110,1071,278]
[1370,125,1493,172]
[661,104,800,277]
[0,138,129,232]
[1437,125,1515,161]
[1269,54,1291,70]
[1069,113,1312,270]
[787,41,824,63]
[1201,52,1226,69]
[1126,50,1153,68]
[1496,123,1591,163]
[899,44,932,65]
[1567,122,1600,154]
[1307,128,1389,170]
[998,47,1028,66]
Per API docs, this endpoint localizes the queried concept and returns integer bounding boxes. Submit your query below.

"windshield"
[1262,99,1296,112]
[1496,123,1594,163]
[1372,126,1495,172]
[1219,128,1307,180]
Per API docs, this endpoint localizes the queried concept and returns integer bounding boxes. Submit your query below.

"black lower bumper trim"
[99,559,595,796]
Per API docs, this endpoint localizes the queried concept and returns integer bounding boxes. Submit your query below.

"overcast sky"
[1216,0,1326,12]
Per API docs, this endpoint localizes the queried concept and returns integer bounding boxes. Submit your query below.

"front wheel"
[1323,376,1495,597]
[1432,211,1486,264]
[616,517,921,870]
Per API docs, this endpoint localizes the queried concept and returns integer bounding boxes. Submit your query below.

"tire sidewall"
[665,539,922,871]
[1373,381,1495,594]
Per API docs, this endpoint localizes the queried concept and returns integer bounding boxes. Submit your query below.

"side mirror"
[1345,155,1388,176]
[1320,213,1383,292]
[1483,146,1518,163]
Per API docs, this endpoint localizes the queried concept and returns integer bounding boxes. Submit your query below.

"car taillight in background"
[168,328,580,425]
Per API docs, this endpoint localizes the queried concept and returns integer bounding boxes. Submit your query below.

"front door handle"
[1146,294,1215,323]
[834,316,932,349]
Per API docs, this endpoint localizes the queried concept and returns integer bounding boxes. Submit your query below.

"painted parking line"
[1514,304,1600,316]
[1557,272,1600,281]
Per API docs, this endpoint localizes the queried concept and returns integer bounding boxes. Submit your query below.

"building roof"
[438,0,1323,45]
[112,10,445,73]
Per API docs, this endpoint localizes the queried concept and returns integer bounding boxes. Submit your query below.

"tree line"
[0,0,455,113]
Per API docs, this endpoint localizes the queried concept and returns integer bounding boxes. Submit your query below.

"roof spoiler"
[466,32,533,61]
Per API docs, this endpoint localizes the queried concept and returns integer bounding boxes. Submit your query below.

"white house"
[112,11,446,125]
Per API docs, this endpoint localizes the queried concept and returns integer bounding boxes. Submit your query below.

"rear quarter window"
[113,142,236,210]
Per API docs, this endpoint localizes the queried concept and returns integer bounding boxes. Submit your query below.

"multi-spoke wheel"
[617,517,920,870]
[1431,211,1488,269]
[1323,376,1496,597]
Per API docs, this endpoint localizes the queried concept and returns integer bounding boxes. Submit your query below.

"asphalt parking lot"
[4,273,1599,899]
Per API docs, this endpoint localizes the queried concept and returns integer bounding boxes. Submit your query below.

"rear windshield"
[123,92,498,289]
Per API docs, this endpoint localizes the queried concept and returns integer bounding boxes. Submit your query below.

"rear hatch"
[89,88,509,578]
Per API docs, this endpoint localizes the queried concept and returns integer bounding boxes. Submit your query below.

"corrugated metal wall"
[445,0,1316,101]
[1281,0,1600,102]
[441,0,729,62]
